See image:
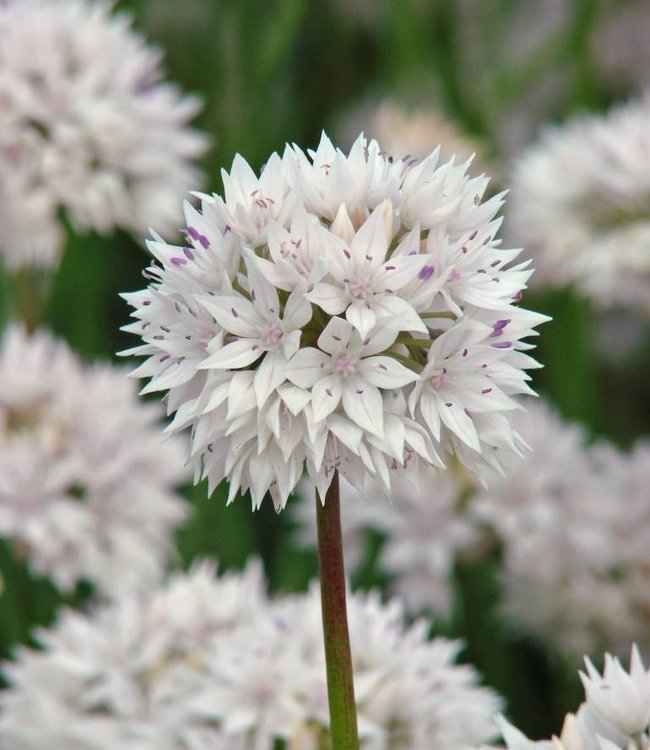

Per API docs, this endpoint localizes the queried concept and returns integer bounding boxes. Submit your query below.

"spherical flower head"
[509,97,650,315]
[0,562,502,750]
[0,0,208,271]
[0,325,189,596]
[122,132,548,511]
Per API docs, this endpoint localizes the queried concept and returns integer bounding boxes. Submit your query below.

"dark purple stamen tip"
[187,226,200,240]
[513,291,523,303]
[490,318,511,337]
[171,257,187,266]
[183,247,195,261]
[482,388,492,394]
[419,265,435,280]
[198,234,210,249]
[492,341,512,349]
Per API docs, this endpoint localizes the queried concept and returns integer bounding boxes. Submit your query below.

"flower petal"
[254,350,287,407]
[317,316,354,355]
[198,296,259,338]
[311,374,343,421]
[342,377,383,437]
[358,356,419,389]
[307,282,348,316]
[200,338,262,370]
[286,347,330,388]
[346,302,377,339]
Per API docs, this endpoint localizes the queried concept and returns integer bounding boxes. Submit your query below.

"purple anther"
[419,265,435,280]
[187,226,200,241]
[171,257,187,266]
[198,234,210,249]
[492,341,512,349]
[513,291,523,303]
[482,388,492,394]
[183,247,195,261]
[490,319,511,337]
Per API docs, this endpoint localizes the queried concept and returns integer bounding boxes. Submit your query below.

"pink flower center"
[335,352,358,376]
[349,279,371,300]
[261,323,282,347]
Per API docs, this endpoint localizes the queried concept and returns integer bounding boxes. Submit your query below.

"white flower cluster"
[0,561,501,750]
[0,0,208,271]
[123,132,547,510]
[473,401,650,657]
[494,647,650,750]
[509,97,650,315]
[0,326,188,596]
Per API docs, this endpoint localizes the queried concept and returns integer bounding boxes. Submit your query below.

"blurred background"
[0,0,649,741]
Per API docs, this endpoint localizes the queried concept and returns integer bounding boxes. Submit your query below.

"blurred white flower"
[509,97,650,315]
[339,99,492,175]
[0,562,502,750]
[473,400,650,657]
[0,0,208,270]
[494,647,650,750]
[123,132,547,510]
[0,325,189,596]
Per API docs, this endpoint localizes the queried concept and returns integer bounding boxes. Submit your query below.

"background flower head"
[0,0,208,271]
[0,325,189,596]
[0,561,502,750]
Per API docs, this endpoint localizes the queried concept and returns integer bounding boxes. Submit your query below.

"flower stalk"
[316,472,360,750]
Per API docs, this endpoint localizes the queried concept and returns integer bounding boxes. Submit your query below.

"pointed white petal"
[199,339,262,370]
[358,356,419,389]
[306,282,348,316]
[346,302,376,339]
[317,316,354,355]
[197,296,259,338]
[311,374,343,421]
[254,350,287,407]
[342,378,384,437]
[286,347,330,388]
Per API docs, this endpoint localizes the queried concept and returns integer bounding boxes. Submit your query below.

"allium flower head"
[510,97,650,314]
[123,133,547,510]
[0,562,502,750]
[0,325,188,596]
[0,0,208,270]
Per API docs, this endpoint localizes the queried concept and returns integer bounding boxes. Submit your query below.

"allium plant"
[0,0,208,271]
[0,325,188,597]
[0,562,502,750]
[123,133,547,748]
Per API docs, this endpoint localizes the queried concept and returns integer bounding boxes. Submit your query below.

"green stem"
[418,311,456,320]
[9,268,51,333]
[394,336,431,348]
[389,351,423,372]
[316,473,359,750]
